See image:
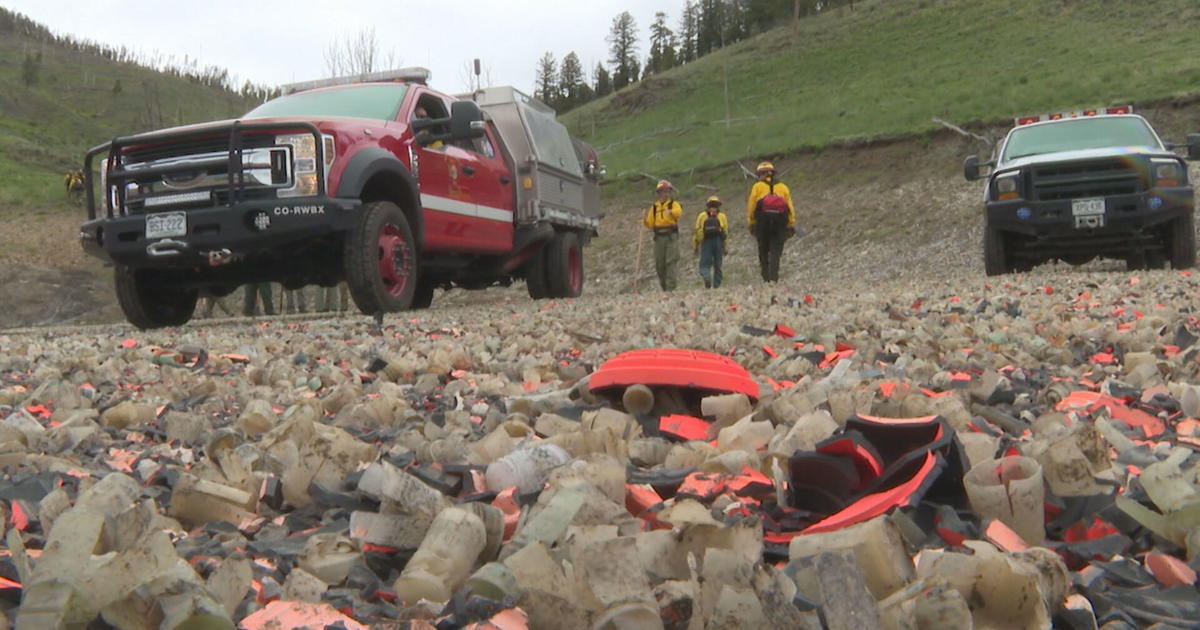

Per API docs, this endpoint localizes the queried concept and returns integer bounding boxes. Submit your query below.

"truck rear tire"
[345,201,417,314]
[412,280,434,310]
[546,231,584,298]
[114,267,198,329]
[1169,214,1197,270]
[983,225,1010,276]
[525,247,550,299]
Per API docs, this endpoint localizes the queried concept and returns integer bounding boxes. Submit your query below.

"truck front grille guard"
[84,121,327,221]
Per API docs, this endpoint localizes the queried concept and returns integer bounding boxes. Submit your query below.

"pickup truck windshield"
[244,84,409,121]
[1003,117,1161,162]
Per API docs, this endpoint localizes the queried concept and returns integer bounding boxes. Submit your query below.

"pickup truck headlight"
[1152,159,1183,187]
[277,133,335,198]
[994,172,1021,201]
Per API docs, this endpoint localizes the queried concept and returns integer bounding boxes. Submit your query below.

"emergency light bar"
[281,67,432,95]
[1013,105,1133,126]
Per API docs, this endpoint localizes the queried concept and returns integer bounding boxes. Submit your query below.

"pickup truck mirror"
[450,101,486,141]
[963,155,983,181]
[1188,133,1200,161]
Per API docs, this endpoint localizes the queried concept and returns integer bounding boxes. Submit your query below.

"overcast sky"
[5,1,683,95]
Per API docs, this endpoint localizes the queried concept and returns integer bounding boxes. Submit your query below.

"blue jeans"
[699,237,724,288]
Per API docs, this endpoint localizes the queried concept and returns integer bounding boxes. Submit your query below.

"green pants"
[317,283,350,313]
[653,231,679,291]
[698,237,724,288]
[755,213,789,282]
[242,283,275,316]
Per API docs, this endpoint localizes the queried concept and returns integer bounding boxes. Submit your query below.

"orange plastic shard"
[463,608,530,630]
[589,349,759,401]
[1056,391,1165,437]
[1145,552,1198,587]
[984,519,1030,552]
[492,487,521,541]
[659,414,710,442]
[239,600,370,630]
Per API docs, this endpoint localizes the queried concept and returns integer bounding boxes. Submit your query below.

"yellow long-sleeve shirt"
[693,210,729,250]
[746,179,796,229]
[644,200,683,231]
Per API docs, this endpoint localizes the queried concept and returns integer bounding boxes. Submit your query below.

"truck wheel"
[546,231,584,298]
[983,225,1010,276]
[1169,214,1197,270]
[345,201,417,314]
[525,246,550,299]
[114,267,198,329]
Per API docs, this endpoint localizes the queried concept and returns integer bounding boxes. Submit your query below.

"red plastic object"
[659,414,710,442]
[801,451,939,534]
[774,324,796,338]
[589,349,760,400]
[1145,552,1198,587]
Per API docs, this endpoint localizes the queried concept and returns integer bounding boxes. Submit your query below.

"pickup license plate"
[1071,198,1106,216]
[146,212,187,239]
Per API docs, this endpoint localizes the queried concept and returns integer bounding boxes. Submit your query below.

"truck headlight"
[277,133,335,198]
[1153,159,1182,187]
[994,173,1021,201]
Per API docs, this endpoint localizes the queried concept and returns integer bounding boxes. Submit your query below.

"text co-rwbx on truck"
[78,68,604,329]
[963,106,1200,275]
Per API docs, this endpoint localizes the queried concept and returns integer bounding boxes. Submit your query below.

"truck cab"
[78,68,602,328]
[963,108,1200,274]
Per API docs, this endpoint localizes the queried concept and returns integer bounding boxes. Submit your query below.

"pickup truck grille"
[1031,158,1145,201]
[124,134,276,164]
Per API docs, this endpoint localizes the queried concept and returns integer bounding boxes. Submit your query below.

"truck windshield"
[244,84,409,121]
[1003,117,1161,162]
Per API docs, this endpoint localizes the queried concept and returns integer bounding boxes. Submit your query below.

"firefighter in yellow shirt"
[643,180,683,291]
[693,196,729,288]
[746,161,796,282]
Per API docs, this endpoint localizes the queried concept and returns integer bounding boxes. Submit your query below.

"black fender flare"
[335,147,423,246]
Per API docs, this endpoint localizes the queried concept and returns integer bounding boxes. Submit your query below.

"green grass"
[565,0,1200,179]
[0,18,261,210]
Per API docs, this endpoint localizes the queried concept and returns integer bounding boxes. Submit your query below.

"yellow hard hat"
[655,179,674,192]
[706,196,722,207]
[756,161,775,173]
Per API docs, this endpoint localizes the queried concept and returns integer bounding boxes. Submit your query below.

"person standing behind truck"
[746,162,796,283]
[644,180,683,291]
[693,196,729,288]
[242,282,275,317]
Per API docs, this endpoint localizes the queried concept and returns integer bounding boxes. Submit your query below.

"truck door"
[408,91,475,253]
[452,124,514,253]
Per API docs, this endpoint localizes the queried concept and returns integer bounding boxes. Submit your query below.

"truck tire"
[1169,214,1197,270]
[114,267,198,329]
[345,201,417,314]
[525,247,550,299]
[983,225,1010,276]
[545,231,584,298]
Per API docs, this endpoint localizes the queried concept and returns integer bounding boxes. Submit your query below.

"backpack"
[702,214,723,238]
[757,182,789,215]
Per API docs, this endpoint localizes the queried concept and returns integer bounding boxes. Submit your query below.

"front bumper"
[986,188,1193,239]
[79,197,360,268]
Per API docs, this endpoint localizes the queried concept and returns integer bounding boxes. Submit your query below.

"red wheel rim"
[377,223,412,298]
[567,243,582,293]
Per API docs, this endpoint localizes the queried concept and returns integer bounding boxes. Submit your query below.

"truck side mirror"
[450,101,485,140]
[963,155,982,181]
[1188,133,1200,161]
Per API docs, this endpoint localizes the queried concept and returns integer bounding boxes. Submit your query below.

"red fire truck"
[79,68,603,328]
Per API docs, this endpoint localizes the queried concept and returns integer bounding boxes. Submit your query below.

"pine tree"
[535,51,558,107]
[606,11,639,91]
[558,52,585,111]
[21,53,38,86]
[646,11,677,76]
[677,2,700,63]
[696,0,724,57]
[594,63,612,97]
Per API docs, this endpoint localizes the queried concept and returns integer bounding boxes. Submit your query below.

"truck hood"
[999,146,1177,171]
[117,116,398,142]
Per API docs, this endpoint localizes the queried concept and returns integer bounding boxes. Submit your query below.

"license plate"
[1071,198,1106,216]
[145,212,187,239]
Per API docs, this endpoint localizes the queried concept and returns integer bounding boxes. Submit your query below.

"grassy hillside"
[0,9,262,209]
[564,0,1200,179]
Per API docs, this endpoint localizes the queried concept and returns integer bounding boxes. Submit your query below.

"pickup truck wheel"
[546,231,584,298]
[525,247,549,299]
[345,201,417,314]
[1169,214,1197,270]
[114,267,198,329]
[983,225,1010,276]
